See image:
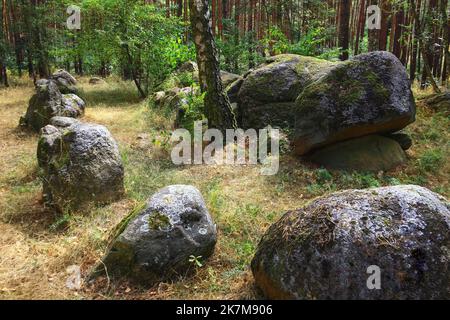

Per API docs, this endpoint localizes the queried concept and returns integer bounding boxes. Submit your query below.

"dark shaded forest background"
[0,0,449,95]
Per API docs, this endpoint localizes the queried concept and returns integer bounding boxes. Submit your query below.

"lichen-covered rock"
[237,54,335,129]
[294,51,416,155]
[252,185,450,300]
[178,61,199,73]
[61,94,85,118]
[308,135,406,171]
[48,116,79,128]
[101,185,217,284]
[49,69,78,94]
[20,80,64,131]
[37,117,124,210]
[88,77,107,85]
[153,91,166,106]
[19,79,85,131]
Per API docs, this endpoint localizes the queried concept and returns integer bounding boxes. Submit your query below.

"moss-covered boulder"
[308,135,406,171]
[20,80,64,131]
[237,54,335,129]
[293,51,416,155]
[251,185,450,300]
[19,79,85,132]
[37,117,124,210]
[100,185,217,284]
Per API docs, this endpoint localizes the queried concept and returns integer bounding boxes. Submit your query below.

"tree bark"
[354,0,366,55]
[409,0,421,81]
[440,0,449,86]
[123,44,146,98]
[338,0,351,60]
[378,0,390,51]
[189,0,237,131]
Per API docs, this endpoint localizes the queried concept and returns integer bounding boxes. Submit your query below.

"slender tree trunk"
[123,44,146,98]
[391,6,404,60]
[421,0,439,90]
[440,0,449,86]
[189,0,237,131]
[378,0,390,51]
[354,0,365,55]
[422,48,442,93]
[212,0,216,35]
[177,0,183,17]
[409,0,421,81]
[338,0,351,60]
[248,0,255,68]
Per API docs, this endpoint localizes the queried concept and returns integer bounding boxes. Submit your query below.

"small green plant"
[232,240,255,269]
[418,149,443,173]
[316,168,333,184]
[178,72,195,87]
[178,89,205,133]
[189,255,204,268]
[289,26,331,57]
[152,130,172,152]
[262,26,289,55]
[49,213,71,231]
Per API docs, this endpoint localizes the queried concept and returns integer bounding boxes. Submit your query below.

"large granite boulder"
[293,51,416,155]
[20,80,64,131]
[237,54,335,129]
[37,117,124,210]
[252,185,450,300]
[101,185,217,284]
[308,135,407,171]
[49,69,78,94]
[20,79,85,132]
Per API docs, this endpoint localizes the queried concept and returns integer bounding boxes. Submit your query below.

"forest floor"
[0,78,448,299]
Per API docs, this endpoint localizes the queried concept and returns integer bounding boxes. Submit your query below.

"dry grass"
[0,77,448,300]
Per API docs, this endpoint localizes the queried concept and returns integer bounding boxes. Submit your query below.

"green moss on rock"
[148,211,171,230]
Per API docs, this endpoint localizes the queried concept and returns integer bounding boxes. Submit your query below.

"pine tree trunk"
[338,0,351,60]
[440,0,449,86]
[409,0,421,81]
[189,0,237,131]
[354,0,366,55]
[248,0,255,68]
[177,0,183,17]
[379,0,390,51]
